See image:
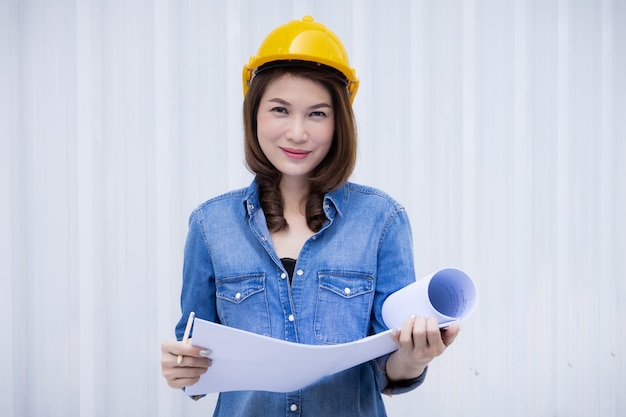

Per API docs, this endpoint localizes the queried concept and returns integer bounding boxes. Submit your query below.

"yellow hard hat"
[242,16,359,103]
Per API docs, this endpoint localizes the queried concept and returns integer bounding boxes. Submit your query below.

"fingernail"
[409,314,417,319]
[199,349,212,358]
[391,328,399,336]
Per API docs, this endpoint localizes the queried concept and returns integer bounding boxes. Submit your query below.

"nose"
[287,115,307,143]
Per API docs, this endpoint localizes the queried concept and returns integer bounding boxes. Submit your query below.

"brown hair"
[243,64,357,233]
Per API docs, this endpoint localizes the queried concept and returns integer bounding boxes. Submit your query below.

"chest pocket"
[314,271,374,344]
[216,273,271,336]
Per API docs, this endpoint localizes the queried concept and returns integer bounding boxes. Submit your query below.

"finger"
[441,322,460,347]
[167,376,201,389]
[177,355,211,368]
[424,317,445,350]
[161,339,194,357]
[163,362,209,379]
[162,339,208,359]
[162,355,211,388]
[390,327,401,344]
[406,316,429,351]
[161,342,211,373]
[164,366,208,389]
[161,339,179,355]
[399,315,420,346]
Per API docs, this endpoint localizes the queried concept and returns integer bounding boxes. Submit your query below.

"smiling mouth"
[281,148,311,160]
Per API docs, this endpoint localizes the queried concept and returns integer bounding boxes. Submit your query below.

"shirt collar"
[323,183,347,219]
[243,179,261,217]
[243,179,348,220]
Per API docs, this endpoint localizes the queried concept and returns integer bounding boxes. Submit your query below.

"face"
[256,74,335,184]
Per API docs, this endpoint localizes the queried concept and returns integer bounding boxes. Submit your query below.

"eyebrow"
[267,98,332,109]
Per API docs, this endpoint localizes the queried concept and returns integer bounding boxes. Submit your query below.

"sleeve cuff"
[375,355,428,396]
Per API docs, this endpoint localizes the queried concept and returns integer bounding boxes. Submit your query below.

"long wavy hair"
[243,64,357,233]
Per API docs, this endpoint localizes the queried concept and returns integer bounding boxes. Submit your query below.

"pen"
[177,311,195,365]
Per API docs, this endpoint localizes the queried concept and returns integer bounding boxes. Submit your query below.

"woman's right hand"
[161,339,212,389]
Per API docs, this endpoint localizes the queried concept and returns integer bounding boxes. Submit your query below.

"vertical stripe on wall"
[1,1,624,416]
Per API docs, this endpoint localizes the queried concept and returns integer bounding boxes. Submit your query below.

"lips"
[281,147,311,160]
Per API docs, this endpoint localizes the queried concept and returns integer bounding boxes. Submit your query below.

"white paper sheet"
[185,319,397,395]
[185,267,476,395]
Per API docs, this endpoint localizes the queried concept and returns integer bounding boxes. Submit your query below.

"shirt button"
[344,287,351,295]
[280,272,287,279]
[248,204,254,210]
[261,236,267,241]
[290,404,298,412]
[296,269,304,276]
[235,292,241,300]
[288,314,295,322]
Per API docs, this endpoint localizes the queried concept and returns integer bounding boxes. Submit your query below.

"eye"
[271,107,288,114]
[310,111,327,118]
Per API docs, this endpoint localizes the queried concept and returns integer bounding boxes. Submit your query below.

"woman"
[161,16,459,416]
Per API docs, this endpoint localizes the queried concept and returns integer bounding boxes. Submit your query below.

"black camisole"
[280,257,297,284]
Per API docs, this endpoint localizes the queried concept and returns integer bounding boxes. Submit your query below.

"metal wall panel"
[1,0,624,415]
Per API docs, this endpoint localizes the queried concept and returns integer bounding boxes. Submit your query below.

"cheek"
[316,121,335,148]
[256,114,283,142]
[255,113,269,138]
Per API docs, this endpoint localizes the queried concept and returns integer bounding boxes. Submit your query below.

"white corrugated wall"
[1,0,624,416]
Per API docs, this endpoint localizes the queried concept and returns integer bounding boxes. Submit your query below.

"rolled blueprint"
[382,267,477,329]
[186,267,477,395]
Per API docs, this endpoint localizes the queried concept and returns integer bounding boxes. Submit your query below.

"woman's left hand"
[386,316,460,382]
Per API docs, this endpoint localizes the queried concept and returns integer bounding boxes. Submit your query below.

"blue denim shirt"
[175,180,426,416]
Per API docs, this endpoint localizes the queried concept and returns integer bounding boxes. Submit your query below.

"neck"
[279,176,309,215]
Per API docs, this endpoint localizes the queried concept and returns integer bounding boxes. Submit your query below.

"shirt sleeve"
[176,208,219,401]
[375,355,428,396]
[369,206,427,395]
[175,207,219,339]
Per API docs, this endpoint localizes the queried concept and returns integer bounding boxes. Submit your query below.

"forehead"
[262,73,332,102]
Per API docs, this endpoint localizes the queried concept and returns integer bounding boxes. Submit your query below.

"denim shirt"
[175,180,426,417]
